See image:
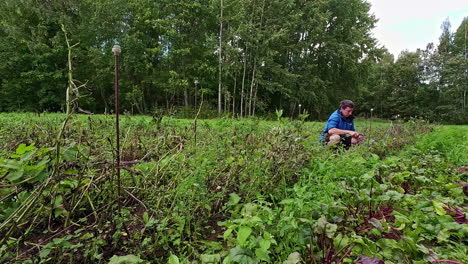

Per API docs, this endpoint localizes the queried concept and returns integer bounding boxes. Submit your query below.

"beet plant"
[0,113,465,263]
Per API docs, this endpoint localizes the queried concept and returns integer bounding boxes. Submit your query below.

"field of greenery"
[0,113,466,264]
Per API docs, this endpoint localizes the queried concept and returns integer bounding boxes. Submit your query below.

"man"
[320,100,364,148]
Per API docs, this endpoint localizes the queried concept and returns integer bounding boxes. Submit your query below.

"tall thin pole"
[368,108,373,148]
[194,80,199,116]
[218,0,223,116]
[112,45,122,212]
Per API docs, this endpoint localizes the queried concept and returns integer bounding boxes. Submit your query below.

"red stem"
[330,242,353,262]
[336,245,355,263]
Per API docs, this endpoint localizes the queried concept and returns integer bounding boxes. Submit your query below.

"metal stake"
[368,108,374,148]
[112,44,122,213]
[194,80,199,115]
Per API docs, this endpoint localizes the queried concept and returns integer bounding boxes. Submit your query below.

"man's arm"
[328,128,360,138]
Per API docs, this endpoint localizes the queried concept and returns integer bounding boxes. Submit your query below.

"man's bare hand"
[356,134,364,141]
[350,131,360,138]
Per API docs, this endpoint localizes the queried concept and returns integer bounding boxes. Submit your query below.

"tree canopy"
[0,0,466,123]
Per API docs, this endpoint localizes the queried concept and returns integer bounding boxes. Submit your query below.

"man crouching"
[319,100,364,149]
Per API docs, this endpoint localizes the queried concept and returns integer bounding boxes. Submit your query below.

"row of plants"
[0,113,464,263]
[214,127,467,263]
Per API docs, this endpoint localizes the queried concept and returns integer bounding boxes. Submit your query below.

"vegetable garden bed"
[0,113,466,263]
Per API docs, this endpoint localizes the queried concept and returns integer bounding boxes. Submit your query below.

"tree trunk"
[224,87,228,113]
[253,82,258,116]
[218,0,223,116]
[248,57,257,116]
[463,88,466,112]
[232,75,237,115]
[241,51,247,118]
[166,93,169,112]
[290,103,296,119]
[101,88,108,114]
[184,87,189,107]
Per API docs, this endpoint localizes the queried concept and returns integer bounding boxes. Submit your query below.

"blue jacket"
[319,109,355,141]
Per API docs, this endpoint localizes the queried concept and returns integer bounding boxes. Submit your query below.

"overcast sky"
[366,0,468,57]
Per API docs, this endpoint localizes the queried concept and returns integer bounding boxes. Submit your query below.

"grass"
[0,113,466,263]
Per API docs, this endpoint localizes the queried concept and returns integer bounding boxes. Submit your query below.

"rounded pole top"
[194,80,199,85]
[112,45,121,55]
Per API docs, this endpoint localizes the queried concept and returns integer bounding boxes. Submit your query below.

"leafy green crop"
[0,113,465,263]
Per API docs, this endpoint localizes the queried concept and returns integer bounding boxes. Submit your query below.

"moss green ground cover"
[0,113,466,263]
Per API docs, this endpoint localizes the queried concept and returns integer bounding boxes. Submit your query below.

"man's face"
[341,107,353,118]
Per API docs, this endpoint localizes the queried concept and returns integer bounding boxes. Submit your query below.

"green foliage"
[0,143,50,221]
[0,114,465,263]
[362,17,468,124]
[109,254,148,264]
[0,0,381,118]
[0,1,465,122]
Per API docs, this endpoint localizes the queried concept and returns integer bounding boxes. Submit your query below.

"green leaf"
[326,223,338,238]
[283,252,301,264]
[167,255,179,264]
[109,254,146,264]
[230,246,255,264]
[63,146,78,162]
[416,244,430,254]
[432,201,446,216]
[333,233,350,250]
[255,248,269,262]
[437,228,450,243]
[228,193,241,206]
[1,159,22,170]
[237,226,252,247]
[6,168,24,182]
[59,179,78,190]
[362,171,374,180]
[279,199,295,205]
[259,238,271,251]
[145,218,157,228]
[222,255,232,264]
[15,144,28,155]
[54,208,63,218]
[17,191,31,203]
[35,157,49,170]
[380,190,404,201]
[314,215,337,238]
[223,227,233,240]
[53,195,63,208]
[314,215,328,233]
[80,233,94,240]
[368,218,383,231]
[20,149,35,162]
[200,254,221,263]
[40,247,51,259]
[16,143,35,155]
[142,212,149,224]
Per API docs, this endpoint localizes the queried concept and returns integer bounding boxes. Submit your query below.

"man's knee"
[328,134,341,144]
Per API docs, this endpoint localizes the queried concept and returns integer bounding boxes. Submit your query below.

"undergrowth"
[0,113,465,263]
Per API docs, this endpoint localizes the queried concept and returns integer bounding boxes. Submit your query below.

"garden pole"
[194,80,199,116]
[368,108,373,147]
[112,45,122,213]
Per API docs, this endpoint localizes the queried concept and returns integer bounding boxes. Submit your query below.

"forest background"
[0,0,466,124]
